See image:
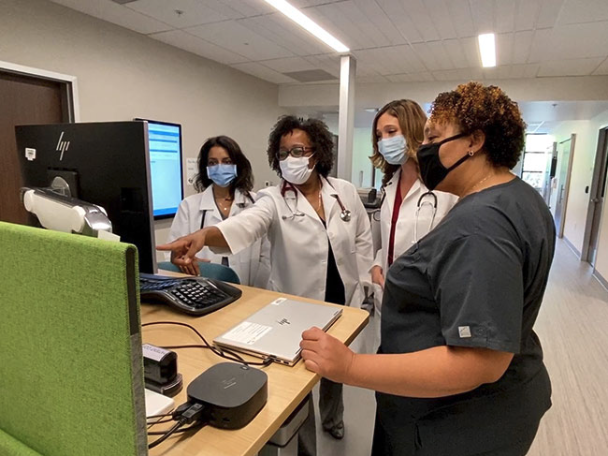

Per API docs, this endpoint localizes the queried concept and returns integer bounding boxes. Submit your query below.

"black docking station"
[187,362,268,430]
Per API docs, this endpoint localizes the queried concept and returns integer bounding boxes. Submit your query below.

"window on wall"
[521,134,553,192]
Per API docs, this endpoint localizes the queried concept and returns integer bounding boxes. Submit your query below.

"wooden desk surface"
[143,281,369,456]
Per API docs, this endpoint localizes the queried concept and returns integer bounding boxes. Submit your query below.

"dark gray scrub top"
[376,177,555,456]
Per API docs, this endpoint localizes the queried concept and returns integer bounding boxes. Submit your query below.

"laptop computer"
[214,297,343,366]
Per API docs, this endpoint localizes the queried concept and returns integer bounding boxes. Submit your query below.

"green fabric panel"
[0,222,146,456]
[0,429,42,456]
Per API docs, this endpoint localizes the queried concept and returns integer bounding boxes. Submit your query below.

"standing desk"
[142,282,369,456]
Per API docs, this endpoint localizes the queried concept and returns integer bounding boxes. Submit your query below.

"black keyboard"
[139,273,242,316]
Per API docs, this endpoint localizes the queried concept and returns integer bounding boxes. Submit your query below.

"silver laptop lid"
[214,297,342,366]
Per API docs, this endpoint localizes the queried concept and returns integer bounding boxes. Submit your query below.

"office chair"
[157,261,241,285]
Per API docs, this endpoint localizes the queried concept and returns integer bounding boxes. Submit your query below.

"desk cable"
[147,402,207,449]
[142,321,274,368]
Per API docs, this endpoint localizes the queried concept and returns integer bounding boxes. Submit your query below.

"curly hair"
[370,100,427,187]
[267,116,335,178]
[430,82,526,169]
[194,136,254,198]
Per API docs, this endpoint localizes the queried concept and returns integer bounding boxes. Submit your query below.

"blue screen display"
[146,121,183,218]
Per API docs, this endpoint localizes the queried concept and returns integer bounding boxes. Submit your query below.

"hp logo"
[56,131,70,161]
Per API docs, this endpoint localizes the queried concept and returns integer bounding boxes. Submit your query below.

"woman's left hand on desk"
[300,327,354,383]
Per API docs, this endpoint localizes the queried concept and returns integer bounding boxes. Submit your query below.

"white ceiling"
[49,0,608,85]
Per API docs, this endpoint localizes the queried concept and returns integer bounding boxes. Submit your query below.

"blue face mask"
[378,135,407,165]
[207,164,237,188]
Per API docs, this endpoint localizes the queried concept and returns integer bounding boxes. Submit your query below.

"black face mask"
[417,133,469,191]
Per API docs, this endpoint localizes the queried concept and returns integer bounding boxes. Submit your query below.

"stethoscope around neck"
[281,181,351,222]
[372,182,438,242]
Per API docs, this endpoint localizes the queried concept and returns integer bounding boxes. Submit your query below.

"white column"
[337,55,356,181]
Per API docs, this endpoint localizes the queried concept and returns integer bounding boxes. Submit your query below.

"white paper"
[25,148,36,161]
[98,230,121,242]
[186,158,198,186]
[222,321,272,345]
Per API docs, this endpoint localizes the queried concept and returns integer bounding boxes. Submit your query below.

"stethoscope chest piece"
[340,209,352,222]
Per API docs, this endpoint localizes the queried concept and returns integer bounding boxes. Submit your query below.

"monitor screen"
[139,119,184,219]
[15,121,158,273]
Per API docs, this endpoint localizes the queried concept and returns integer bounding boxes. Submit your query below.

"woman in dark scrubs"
[300,81,554,456]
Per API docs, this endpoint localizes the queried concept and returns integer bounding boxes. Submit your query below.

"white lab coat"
[356,171,458,355]
[167,187,270,288]
[213,176,373,308]
[372,170,458,274]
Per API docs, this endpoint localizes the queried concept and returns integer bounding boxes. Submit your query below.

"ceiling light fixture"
[478,33,496,68]
[263,0,349,53]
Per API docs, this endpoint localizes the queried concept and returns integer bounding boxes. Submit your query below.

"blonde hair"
[370,99,427,187]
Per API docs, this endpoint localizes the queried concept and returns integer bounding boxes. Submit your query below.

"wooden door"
[0,71,67,224]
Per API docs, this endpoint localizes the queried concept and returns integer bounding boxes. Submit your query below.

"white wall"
[0,0,283,252]
[551,120,594,253]
[585,110,608,279]
[351,128,374,188]
[550,109,608,281]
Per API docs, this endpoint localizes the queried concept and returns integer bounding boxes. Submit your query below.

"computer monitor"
[137,118,184,219]
[15,121,158,273]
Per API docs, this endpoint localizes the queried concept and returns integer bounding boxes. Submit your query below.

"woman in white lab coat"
[353,100,457,370]
[370,100,457,296]
[166,135,269,288]
[159,116,373,456]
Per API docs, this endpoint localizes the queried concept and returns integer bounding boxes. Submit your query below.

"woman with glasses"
[166,135,270,288]
[159,116,373,456]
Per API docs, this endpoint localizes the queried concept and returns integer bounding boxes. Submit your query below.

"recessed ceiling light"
[478,33,496,68]
[263,0,349,53]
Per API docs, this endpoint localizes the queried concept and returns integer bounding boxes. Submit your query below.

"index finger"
[156,240,186,251]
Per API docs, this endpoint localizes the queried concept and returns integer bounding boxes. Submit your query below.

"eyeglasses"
[277,146,315,161]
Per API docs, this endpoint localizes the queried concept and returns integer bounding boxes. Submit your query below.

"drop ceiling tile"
[150,29,249,64]
[469,0,494,34]
[49,0,172,34]
[351,0,407,46]
[528,28,553,63]
[186,20,294,60]
[557,0,608,25]
[538,57,606,76]
[495,0,516,34]
[432,67,483,81]
[385,72,435,83]
[447,0,476,38]
[543,22,608,60]
[512,31,534,64]
[376,0,425,43]
[536,0,565,29]
[218,0,275,16]
[258,57,317,73]
[411,41,456,71]
[356,75,391,83]
[126,0,229,28]
[592,58,608,75]
[425,0,459,40]
[514,0,541,31]
[231,61,297,84]
[238,14,330,56]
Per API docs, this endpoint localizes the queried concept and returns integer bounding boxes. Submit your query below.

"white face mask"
[279,155,315,185]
